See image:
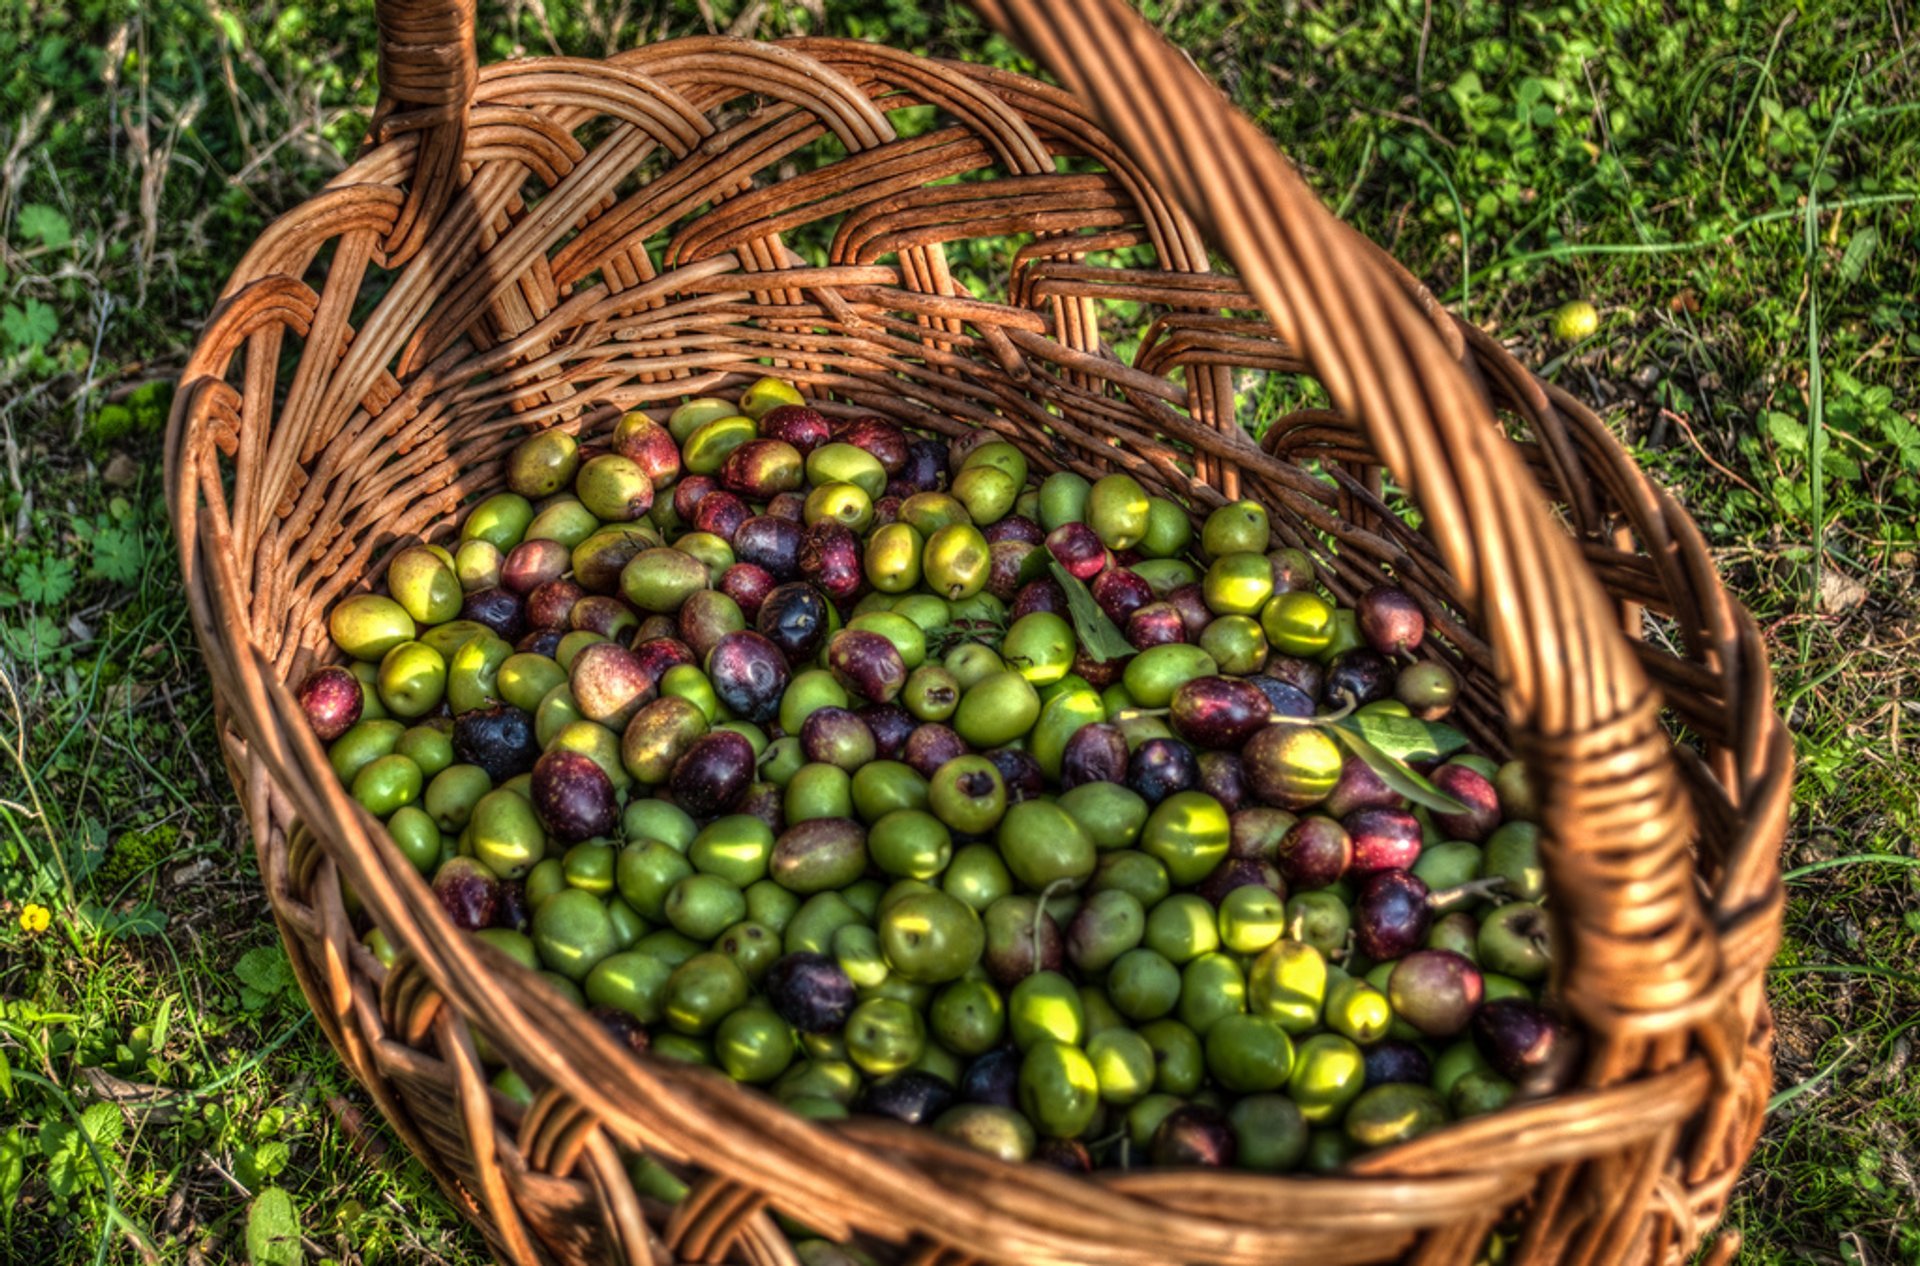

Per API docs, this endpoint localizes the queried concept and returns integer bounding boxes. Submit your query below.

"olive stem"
[1031,878,1074,951]
[1426,875,1510,908]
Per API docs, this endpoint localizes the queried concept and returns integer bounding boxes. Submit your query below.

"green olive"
[995,799,1095,890]
[950,464,1019,525]
[663,951,751,1034]
[507,429,581,498]
[620,547,710,614]
[386,546,463,625]
[635,928,705,971]
[470,787,547,880]
[683,414,759,476]
[1260,590,1336,658]
[329,719,404,785]
[330,594,417,662]
[526,498,600,549]
[1087,473,1151,549]
[959,440,1028,486]
[1091,850,1170,910]
[1000,613,1075,688]
[372,641,444,719]
[454,539,503,592]
[1057,782,1148,851]
[784,763,854,824]
[1197,615,1268,676]
[1137,497,1193,559]
[616,840,694,921]
[1107,947,1181,1022]
[386,804,442,873]
[1204,1013,1295,1093]
[1139,1018,1205,1096]
[1143,893,1219,964]
[665,873,747,940]
[1343,1083,1449,1149]
[889,593,951,634]
[1201,500,1270,557]
[782,891,862,957]
[623,798,697,852]
[1122,644,1220,708]
[1132,558,1200,596]
[930,978,1006,1056]
[922,523,991,601]
[1125,1093,1185,1152]
[1018,1040,1100,1138]
[1203,552,1275,617]
[877,889,983,984]
[685,814,773,887]
[1140,790,1231,886]
[941,842,1012,913]
[1217,885,1287,955]
[561,842,616,895]
[850,760,929,823]
[1228,1094,1309,1172]
[715,1004,796,1084]
[1323,971,1394,1045]
[804,481,874,533]
[927,755,1007,835]
[1030,686,1107,782]
[942,642,1004,690]
[1177,951,1247,1035]
[1087,1028,1156,1105]
[446,632,512,714]
[715,920,781,983]
[952,671,1040,748]
[806,443,887,498]
[1287,1032,1366,1124]
[461,492,534,553]
[898,492,972,539]
[1008,970,1085,1049]
[531,889,619,982]
[868,809,953,880]
[473,928,539,972]
[351,753,422,817]
[395,722,453,778]
[424,762,491,832]
[1037,470,1092,531]
[934,1104,1035,1163]
[668,396,741,441]
[606,896,648,948]
[585,949,673,1023]
[844,997,925,1076]
[863,522,924,593]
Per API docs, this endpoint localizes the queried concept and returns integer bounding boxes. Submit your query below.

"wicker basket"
[166,1,1790,1262]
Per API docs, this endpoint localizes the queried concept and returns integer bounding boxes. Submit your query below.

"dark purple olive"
[1128,737,1198,806]
[1164,584,1214,640]
[961,1048,1021,1108]
[903,723,969,779]
[1061,723,1129,788]
[1268,548,1316,594]
[672,474,718,522]
[432,857,499,931]
[858,703,915,761]
[983,897,1063,985]
[986,541,1037,603]
[1127,603,1187,649]
[721,438,805,500]
[1324,754,1404,817]
[860,1071,955,1125]
[801,707,877,770]
[1045,522,1106,581]
[1150,1105,1236,1168]
[517,628,564,658]
[611,413,682,486]
[1346,807,1423,874]
[1432,765,1501,842]
[1324,649,1395,708]
[1263,655,1325,702]
[452,704,540,782]
[494,879,531,932]
[898,437,949,494]
[500,538,571,595]
[1033,1138,1093,1173]
[1387,949,1484,1038]
[634,615,677,644]
[631,637,696,691]
[1091,568,1154,626]
[799,520,864,603]
[756,582,831,663]
[1169,676,1271,750]
[733,515,804,580]
[720,563,776,619]
[765,951,857,1033]
[836,417,909,474]
[739,780,785,833]
[571,594,639,642]
[669,730,757,817]
[693,490,750,542]
[760,404,833,456]
[1246,674,1315,720]
[526,578,585,631]
[706,630,790,725]
[1357,586,1425,657]
[1071,650,1127,691]
[1229,807,1295,862]
[462,587,526,641]
[678,589,744,660]
[296,666,362,741]
[986,747,1045,803]
[1277,815,1350,889]
[1363,1040,1432,1088]
[766,491,808,522]
[827,629,907,703]
[570,642,657,729]
[1194,857,1283,907]
[532,749,618,843]
[1471,1000,1581,1095]
[872,495,903,527]
[1196,751,1248,812]
[1353,869,1433,961]
[572,527,650,595]
[591,1006,652,1057]
[983,514,1045,547]
[1011,579,1069,621]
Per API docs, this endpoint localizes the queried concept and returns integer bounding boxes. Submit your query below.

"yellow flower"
[18,903,51,934]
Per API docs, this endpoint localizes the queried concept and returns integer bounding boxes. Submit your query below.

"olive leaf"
[1048,561,1134,662]
[1326,712,1469,764]
[1324,724,1468,815]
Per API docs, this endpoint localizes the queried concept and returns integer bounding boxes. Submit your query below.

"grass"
[0,1,1915,1262]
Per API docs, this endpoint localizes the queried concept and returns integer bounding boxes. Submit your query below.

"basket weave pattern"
[167,2,1789,1262]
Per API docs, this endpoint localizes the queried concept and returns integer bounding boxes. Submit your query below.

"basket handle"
[972,0,1720,1042]
[369,0,479,262]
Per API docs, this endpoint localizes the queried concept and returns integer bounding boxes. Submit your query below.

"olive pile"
[298,377,1575,1176]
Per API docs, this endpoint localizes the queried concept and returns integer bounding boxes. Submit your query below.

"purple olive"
[532,749,618,843]
[678,589,745,660]
[903,724,969,779]
[1150,1105,1236,1168]
[986,541,1037,603]
[1246,674,1315,720]
[1324,754,1404,817]
[799,520,864,603]
[1164,585,1214,641]
[1229,807,1295,862]
[1277,815,1351,890]
[570,595,639,642]
[517,628,564,658]
[872,496,903,527]
[897,437,949,494]
[755,582,830,663]
[858,703,915,761]
[1196,751,1248,812]
[592,1006,653,1057]
[631,637,697,692]
[801,707,877,770]
[693,490,750,542]
[1071,650,1128,691]
[296,666,363,741]
[1061,723,1129,788]
[987,748,1046,803]
[827,629,907,704]
[432,857,500,931]
[720,438,805,500]
[765,951,856,1032]
[1127,603,1188,649]
[1091,568,1154,625]
[759,404,833,456]
[1262,655,1325,701]
[1169,676,1272,750]
[983,897,1063,985]
[1387,949,1485,1038]
[526,578,585,631]
[1324,649,1395,708]
[983,514,1045,547]
[1045,522,1107,582]
[452,704,540,782]
[634,616,677,644]
[1357,586,1425,657]
[706,630,791,725]
[766,491,809,522]
[1363,1040,1432,1088]
[1353,869,1434,961]
[1268,548,1316,594]
[1033,1138,1093,1173]
[860,1071,955,1126]
[1471,999,1581,1095]
[720,563,776,619]
[500,538,571,595]
[1432,765,1502,842]
[1194,857,1283,907]
[1128,737,1198,806]
[611,413,682,486]
[1346,807,1423,874]
[669,730,757,817]
[961,1048,1021,1108]
[836,417,909,474]
[494,879,531,932]
[1011,579,1069,621]
[570,642,656,729]
[671,474,718,522]
[462,587,527,641]
[733,515,804,580]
